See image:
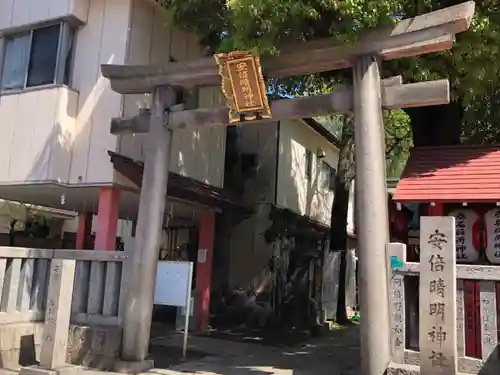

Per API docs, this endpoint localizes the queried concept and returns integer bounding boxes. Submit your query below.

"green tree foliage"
[164,0,500,143]
[385,109,412,178]
[161,0,500,322]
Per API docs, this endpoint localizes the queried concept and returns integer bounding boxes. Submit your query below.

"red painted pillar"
[427,202,444,216]
[75,213,92,249]
[94,187,120,251]
[196,209,215,330]
[75,214,87,249]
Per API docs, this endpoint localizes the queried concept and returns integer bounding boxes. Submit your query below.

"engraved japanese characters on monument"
[484,208,500,264]
[214,50,272,123]
[479,281,498,360]
[419,216,457,375]
[39,259,76,370]
[449,209,480,263]
[455,280,465,357]
[389,242,406,362]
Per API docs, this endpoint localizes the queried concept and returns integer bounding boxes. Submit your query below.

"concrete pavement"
[136,325,360,375]
[145,326,361,375]
[4,325,361,375]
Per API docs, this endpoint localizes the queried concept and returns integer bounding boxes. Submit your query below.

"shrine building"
[392,144,500,358]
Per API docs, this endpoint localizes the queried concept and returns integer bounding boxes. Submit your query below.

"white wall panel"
[0,87,78,183]
[0,0,89,31]
[120,0,226,188]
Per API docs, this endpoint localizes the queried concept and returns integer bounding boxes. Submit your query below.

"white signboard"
[484,208,500,264]
[449,209,480,263]
[154,261,193,307]
[154,260,193,358]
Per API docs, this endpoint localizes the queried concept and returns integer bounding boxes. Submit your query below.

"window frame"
[0,21,75,94]
[305,149,313,181]
[169,55,199,109]
[321,161,337,191]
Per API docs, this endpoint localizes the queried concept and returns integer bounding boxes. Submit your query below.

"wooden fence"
[0,247,127,327]
[389,242,500,374]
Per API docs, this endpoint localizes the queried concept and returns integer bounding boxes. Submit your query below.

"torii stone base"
[20,260,80,375]
[20,365,82,375]
[113,359,154,374]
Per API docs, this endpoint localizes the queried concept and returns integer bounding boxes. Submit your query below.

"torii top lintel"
[101,1,474,95]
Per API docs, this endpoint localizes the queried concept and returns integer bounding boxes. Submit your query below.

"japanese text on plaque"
[426,229,449,367]
[214,50,272,123]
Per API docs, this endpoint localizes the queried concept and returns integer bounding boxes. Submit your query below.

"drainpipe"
[273,121,281,205]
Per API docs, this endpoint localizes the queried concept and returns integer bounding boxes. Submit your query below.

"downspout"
[272,120,281,312]
[273,121,281,205]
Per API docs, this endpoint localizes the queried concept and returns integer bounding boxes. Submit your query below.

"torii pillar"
[353,54,391,375]
[116,87,177,371]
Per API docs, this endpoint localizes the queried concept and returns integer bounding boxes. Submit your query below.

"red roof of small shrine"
[393,144,500,203]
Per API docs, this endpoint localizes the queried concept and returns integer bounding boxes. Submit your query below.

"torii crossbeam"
[109,77,449,135]
[102,2,475,374]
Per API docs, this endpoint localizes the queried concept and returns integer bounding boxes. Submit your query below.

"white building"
[0,0,225,245]
[0,0,355,329]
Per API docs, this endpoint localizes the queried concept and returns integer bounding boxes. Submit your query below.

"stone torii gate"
[102,2,474,374]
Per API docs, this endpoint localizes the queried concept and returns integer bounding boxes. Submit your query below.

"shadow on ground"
[148,325,361,375]
[196,327,315,347]
[148,344,209,369]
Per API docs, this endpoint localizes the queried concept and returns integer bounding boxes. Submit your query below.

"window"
[305,149,313,180]
[169,55,199,109]
[321,161,337,190]
[182,88,199,110]
[1,22,75,92]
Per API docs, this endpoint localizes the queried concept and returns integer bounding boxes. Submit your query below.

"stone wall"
[0,322,121,371]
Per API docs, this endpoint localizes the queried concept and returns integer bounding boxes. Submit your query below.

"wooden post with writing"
[389,242,407,363]
[419,216,458,375]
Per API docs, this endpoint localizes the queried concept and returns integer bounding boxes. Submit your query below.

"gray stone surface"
[388,359,500,375]
[419,216,457,375]
[389,243,406,363]
[6,325,500,375]
[387,362,477,375]
[67,325,122,370]
[478,281,498,360]
[145,326,362,375]
[1,259,22,312]
[40,259,76,370]
[113,360,154,374]
[0,323,42,370]
[404,349,484,374]
[456,280,465,357]
[0,323,121,372]
[396,262,500,281]
[19,365,81,375]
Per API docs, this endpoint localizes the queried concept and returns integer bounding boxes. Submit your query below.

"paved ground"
[1,325,360,375]
[83,325,361,375]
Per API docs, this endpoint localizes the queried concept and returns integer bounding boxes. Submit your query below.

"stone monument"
[419,216,457,375]
[388,242,406,363]
[21,259,78,375]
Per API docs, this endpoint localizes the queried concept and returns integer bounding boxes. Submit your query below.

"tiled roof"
[108,151,253,214]
[393,144,500,203]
